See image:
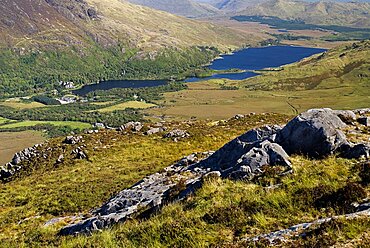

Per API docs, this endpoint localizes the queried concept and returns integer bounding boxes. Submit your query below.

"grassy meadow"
[0,100,46,110]
[0,121,91,130]
[96,101,157,113]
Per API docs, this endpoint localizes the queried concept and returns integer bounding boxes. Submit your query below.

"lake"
[185,45,326,82]
[73,79,168,96]
[74,46,326,95]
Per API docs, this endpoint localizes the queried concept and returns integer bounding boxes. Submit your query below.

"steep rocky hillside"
[126,0,221,18]
[0,109,369,247]
[237,0,370,27]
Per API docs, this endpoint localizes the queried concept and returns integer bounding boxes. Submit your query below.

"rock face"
[0,144,42,181]
[1,135,89,182]
[276,108,348,157]
[60,125,292,235]
[56,108,369,235]
[60,152,210,235]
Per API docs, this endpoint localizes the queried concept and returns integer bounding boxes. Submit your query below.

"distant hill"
[197,0,268,12]
[236,0,370,27]
[125,0,221,18]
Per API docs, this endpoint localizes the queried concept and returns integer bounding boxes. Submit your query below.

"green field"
[96,101,157,113]
[0,100,45,110]
[0,121,91,130]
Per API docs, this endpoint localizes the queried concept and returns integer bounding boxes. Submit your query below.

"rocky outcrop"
[56,108,370,235]
[60,152,211,235]
[1,135,89,182]
[276,108,348,157]
[0,144,43,181]
[245,202,370,244]
[60,125,292,235]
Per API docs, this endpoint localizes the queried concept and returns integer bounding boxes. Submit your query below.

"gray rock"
[145,127,165,135]
[341,143,370,159]
[120,122,143,132]
[59,109,369,235]
[60,153,208,235]
[229,140,291,180]
[233,114,245,120]
[353,108,370,115]
[64,136,83,145]
[276,108,348,157]
[197,125,282,171]
[163,129,190,140]
[358,116,370,127]
[245,203,370,244]
[57,154,64,163]
[93,123,105,129]
[333,110,357,124]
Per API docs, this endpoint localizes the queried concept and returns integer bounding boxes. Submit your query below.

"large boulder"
[197,125,282,171]
[276,108,348,157]
[229,140,291,180]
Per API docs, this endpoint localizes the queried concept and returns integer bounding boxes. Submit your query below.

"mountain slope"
[125,0,221,18]
[0,0,248,51]
[237,0,370,27]
[0,0,253,97]
[207,0,268,12]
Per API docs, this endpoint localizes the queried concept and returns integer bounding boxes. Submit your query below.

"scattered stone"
[341,144,370,159]
[358,116,370,127]
[63,136,83,145]
[145,127,166,135]
[163,129,190,141]
[93,123,105,129]
[60,125,292,235]
[233,114,245,120]
[1,144,42,181]
[244,203,370,244]
[57,154,64,163]
[72,147,88,160]
[119,122,143,132]
[353,108,370,115]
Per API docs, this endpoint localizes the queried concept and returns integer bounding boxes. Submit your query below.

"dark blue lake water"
[185,45,326,82]
[73,79,167,96]
[73,46,326,95]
